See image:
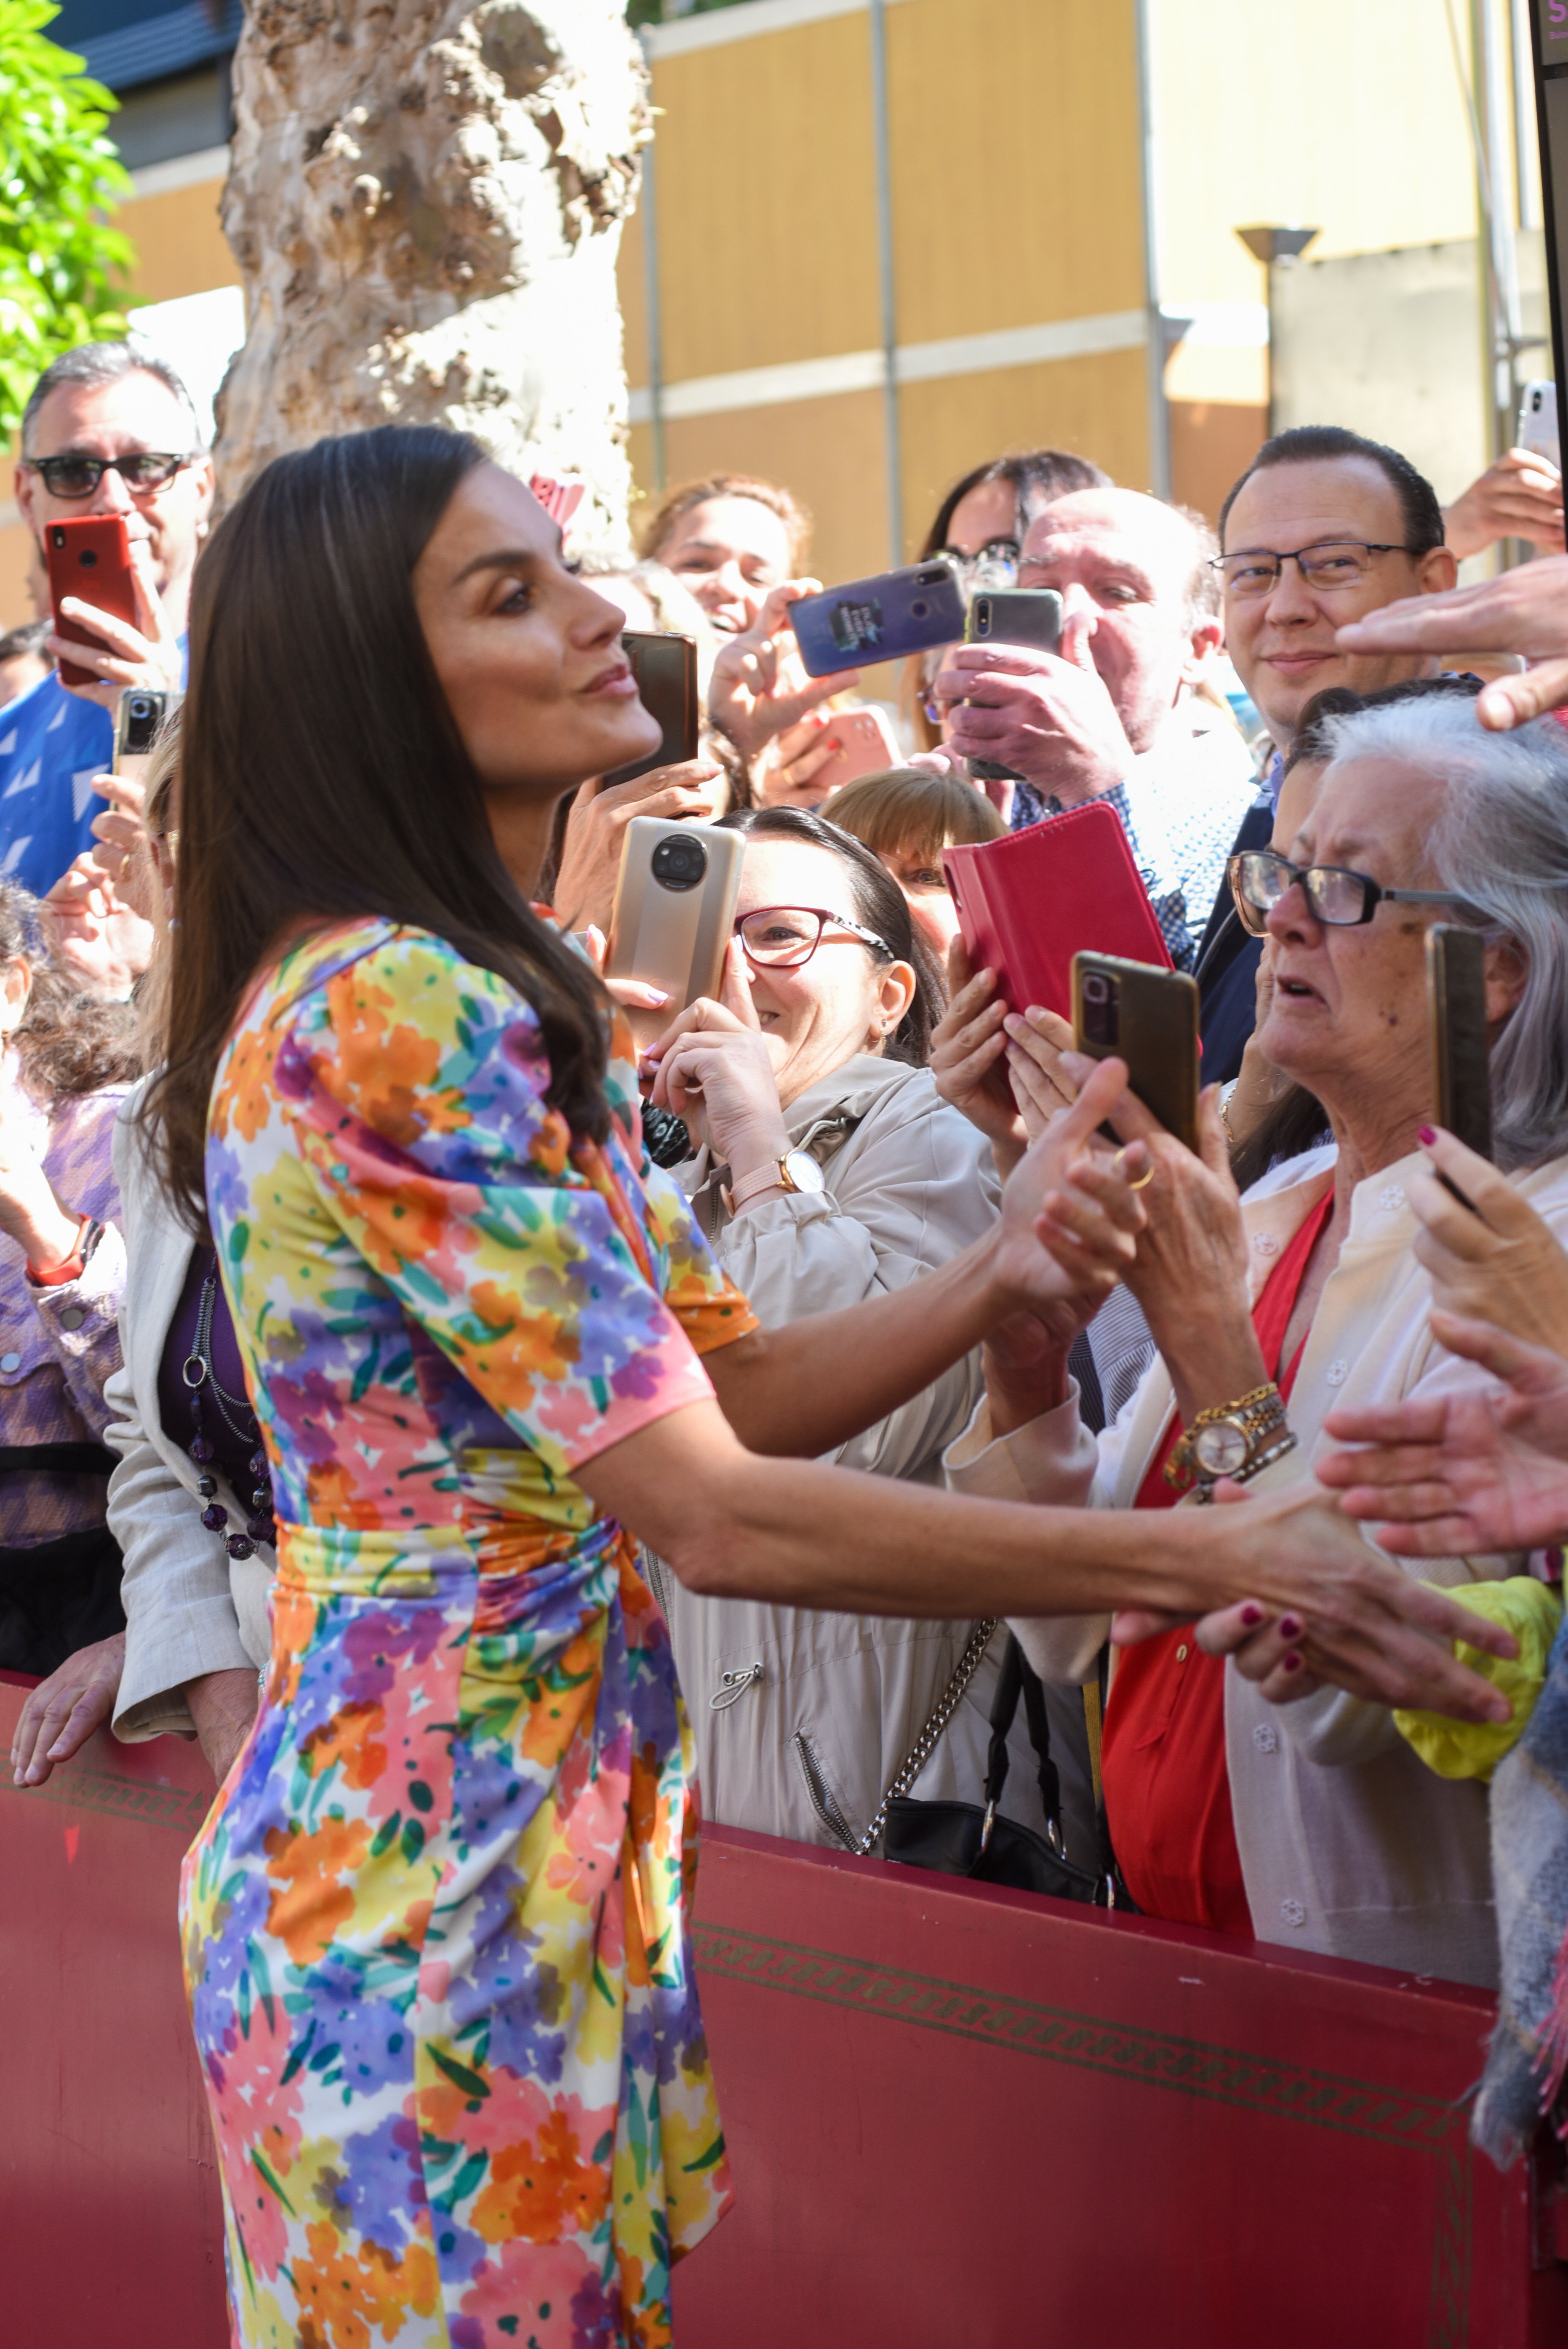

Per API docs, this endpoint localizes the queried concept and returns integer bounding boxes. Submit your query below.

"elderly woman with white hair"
[946,693,1568,1986]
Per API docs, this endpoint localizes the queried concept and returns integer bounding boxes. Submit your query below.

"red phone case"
[44,515,139,689]
[942,799,1172,1018]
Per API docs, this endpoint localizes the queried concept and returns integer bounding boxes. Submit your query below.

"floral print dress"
[181,920,756,2349]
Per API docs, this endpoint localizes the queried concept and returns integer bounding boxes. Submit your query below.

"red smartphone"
[45,515,139,689]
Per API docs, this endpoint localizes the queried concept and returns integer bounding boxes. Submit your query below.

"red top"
[1100,1190,1334,1936]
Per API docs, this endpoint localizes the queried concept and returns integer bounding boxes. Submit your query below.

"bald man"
[934,488,1255,968]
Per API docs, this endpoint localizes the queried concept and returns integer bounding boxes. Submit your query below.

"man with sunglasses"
[0,342,212,902]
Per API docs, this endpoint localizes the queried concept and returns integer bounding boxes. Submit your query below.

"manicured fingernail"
[1283,1652,1302,1673]
[1418,1126,1436,1146]
[1241,1604,1262,1627]
[1280,1615,1301,1639]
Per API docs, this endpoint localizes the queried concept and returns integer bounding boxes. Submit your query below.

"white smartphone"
[1518,380,1560,470]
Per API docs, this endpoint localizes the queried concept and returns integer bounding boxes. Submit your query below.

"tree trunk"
[213,0,648,555]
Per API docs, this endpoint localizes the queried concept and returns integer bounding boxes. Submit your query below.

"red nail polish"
[1280,1615,1301,1640]
[1418,1125,1436,1145]
[1241,1604,1262,1627]
[1283,1652,1302,1673]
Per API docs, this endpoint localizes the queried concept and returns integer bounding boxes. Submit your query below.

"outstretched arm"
[1334,554,1568,731]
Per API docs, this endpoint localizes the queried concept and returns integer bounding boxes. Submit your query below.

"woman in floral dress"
[149,428,1504,2349]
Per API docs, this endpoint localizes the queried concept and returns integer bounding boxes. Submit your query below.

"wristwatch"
[1166,1381,1297,1499]
[726,1150,827,1215]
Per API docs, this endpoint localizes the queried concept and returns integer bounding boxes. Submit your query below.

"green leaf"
[427,2045,491,2100]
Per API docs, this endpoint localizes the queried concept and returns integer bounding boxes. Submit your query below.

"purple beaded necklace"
[182,1253,275,1560]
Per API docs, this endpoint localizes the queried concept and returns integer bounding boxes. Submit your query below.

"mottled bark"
[213,0,648,555]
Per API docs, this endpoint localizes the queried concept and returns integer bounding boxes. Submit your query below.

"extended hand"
[88,771,159,923]
[1405,1126,1568,1356]
[752,710,848,807]
[39,853,155,1001]
[993,1056,1149,1325]
[708,581,848,759]
[10,1631,125,1786]
[1335,553,1568,731]
[51,540,183,713]
[554,759,723,935]
[933,610,1133,798]
[646,940,789,1176]
[1317,1311,1568,1554]
[928,943,1023,1170]
[1443,446,1564,561]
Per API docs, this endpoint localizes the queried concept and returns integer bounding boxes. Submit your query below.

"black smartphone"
[605,632,700,787]
[1072,951,1200,1153]
[114,685,179,777]
[963,588,1064,786]
[1426,925,1492,1168]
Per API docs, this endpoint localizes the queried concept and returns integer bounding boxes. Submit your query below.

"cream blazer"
[946,1143,1568,1989]
[107,1087,275,1742]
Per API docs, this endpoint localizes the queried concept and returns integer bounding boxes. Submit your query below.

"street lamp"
[1235,225,1321,432]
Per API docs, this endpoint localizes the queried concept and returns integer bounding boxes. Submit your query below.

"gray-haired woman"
[949,695,1568,1986]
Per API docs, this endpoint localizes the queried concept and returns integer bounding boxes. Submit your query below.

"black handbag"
[0,1439,124,1676]
[883,1632,1105,1904]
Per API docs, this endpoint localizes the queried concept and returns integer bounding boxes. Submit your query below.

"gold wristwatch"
[1166,1381,1297,1501]
[725,1149,828,1215]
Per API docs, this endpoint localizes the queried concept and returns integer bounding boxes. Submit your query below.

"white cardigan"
[946,1143,1568,1988]
[107,1088,275,1742]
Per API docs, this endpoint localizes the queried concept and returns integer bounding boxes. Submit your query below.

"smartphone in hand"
[1426,925,1492,1168]
[1072,950,1200,1152]
[45,516,140,690]
[608,816,746,1045]
[605,633,700,787]
[808,707,901,797]
[791,560,966,678]
[113,685,179,780]
[963,588,1064,784]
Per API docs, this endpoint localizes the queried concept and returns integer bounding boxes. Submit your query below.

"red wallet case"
[942,798,1172,1019]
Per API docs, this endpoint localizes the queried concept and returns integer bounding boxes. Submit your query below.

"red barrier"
[3,1672,1565,2348]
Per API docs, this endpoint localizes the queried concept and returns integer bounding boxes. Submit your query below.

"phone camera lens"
[910,598,929,621]
[651,832,707,892]
[1082,973,1110,1004]
[1080,970,1117,1045]
[80,547,98,567]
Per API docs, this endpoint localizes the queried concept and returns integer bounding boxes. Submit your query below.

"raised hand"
[708,580,849,760]
[928,943,1023,1169]
[1317,1311,1568,1555]
[932,608,1133,800]
[992,1055,1149,1329]
[1442,446,1564,560]
[1405,1125,1568,1357]
[50,539,183,714]
[553,758,725,936]
[645,939,789,1184]
[1334,553,1568,732]
[39,853,155,1000]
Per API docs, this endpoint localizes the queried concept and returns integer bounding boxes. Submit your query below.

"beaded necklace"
[181,1253,275,1560]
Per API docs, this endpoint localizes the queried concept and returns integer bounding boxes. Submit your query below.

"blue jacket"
[0,670,116,899]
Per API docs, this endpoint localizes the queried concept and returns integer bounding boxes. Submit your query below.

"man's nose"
[1258,557,1318,622]
[86,464,135,516]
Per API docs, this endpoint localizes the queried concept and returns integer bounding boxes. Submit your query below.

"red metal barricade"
[3,1671,1565,2348]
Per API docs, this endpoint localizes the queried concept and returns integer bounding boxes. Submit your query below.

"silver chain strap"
[851,1618,998,1857]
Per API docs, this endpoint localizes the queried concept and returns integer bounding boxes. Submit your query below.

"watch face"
[782,1149,826,1195]
[1194,1418,1250,1476]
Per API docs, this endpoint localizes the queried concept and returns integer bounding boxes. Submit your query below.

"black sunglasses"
[24,451,192,499]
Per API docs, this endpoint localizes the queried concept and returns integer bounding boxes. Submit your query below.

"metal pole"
[1133,0,1171,500]
[637,31,667,494]
[1512,0,1542,230]
[869,0,902,564]
[1477,0,1525,457]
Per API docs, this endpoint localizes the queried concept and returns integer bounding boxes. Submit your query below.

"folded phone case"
[942,798,1172,1020]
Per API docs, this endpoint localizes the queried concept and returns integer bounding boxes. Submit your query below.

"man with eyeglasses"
[0,341,212,901]
[933,486,1257,970]
[1192,425,1464,1085]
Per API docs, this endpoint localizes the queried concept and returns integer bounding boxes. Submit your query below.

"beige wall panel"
[898,348,1150,555]
[889,0,1144,344]
[1169,400,1267,533]
[648,20,881,382]
[642,388,888,584]
[0,523,37,633]
[118,179,238,306]
[1155,0,1477,311]
[619,202,650,393]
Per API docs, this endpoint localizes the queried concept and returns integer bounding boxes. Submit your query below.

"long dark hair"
[0,881,139,1100]
[143,426,614,1228]
[719,804,944,1064]
[918,448,1110,560]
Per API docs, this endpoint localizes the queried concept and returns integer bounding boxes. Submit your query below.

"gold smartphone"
[607,817,746,1047]
[1426,925,1493,1164]
[1071,951,1200,1152]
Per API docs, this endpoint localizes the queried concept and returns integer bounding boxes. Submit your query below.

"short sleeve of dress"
[270,928,725,1478]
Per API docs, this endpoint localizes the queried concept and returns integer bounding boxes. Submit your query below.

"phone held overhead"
[45,515,140,690]
[790,559,967,679]
[1072,951,1200,1154]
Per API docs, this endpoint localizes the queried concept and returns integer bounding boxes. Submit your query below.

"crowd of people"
[5,329,1568,2342]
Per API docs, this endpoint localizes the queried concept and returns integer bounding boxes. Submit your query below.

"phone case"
[45,515,139,690]
[114,685,179,772]
[791,560,966,678]
[1072,951,1200,1152]
[941,800,1172,1024]
[812,707,901,796]
[965,589,1064,656]
[605,632,700,787]
[1427,926,1493,1162]
[1517,380,1561,470]
[606,817,746,1019]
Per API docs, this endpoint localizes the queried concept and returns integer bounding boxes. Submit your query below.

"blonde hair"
[637,472,811,572]
[827,765,1005,862]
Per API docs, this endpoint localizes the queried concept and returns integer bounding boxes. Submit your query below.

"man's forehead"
[29,370,192,454]
[1024,491,1190,575]
[1224,456,1405,548]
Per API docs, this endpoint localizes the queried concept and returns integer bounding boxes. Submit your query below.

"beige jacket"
[946,1143,1568,1988]
[107,1088,275,1742]
[658,1054,1064,1851]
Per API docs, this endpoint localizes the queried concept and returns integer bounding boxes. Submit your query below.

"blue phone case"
[790,559,966,677]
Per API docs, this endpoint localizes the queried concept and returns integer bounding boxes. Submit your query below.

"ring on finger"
[1112,1144,1155,1192]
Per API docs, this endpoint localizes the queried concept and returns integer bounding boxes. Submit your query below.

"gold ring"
[1113,1146,1155,1191]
